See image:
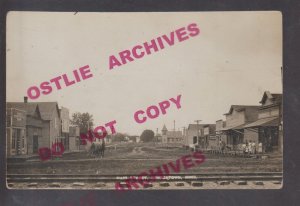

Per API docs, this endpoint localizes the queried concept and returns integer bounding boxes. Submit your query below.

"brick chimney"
[24,96,28,103]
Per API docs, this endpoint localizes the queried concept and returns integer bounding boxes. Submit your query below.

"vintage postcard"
[6,11,282,190]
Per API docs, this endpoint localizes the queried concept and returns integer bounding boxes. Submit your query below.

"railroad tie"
[175,182,185,187]
[253,181,264,185]
[218,181,230,185]
[191,181,203,187]
[49,182,61,188]
[95,182,106,188]
[159,182,170,187]
[27,182,38,187]
[234,181,247,185]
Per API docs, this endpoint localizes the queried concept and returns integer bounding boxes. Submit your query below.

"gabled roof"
[31,102,60,120]
[7,102,60,120]
[6,102,42,118]
[162,124,168,131]
[224,105,260,115]
[260,91,282,105]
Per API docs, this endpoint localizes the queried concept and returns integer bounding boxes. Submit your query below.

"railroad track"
[7,172,282,189]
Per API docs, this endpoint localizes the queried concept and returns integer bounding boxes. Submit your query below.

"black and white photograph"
[6,11,283,190]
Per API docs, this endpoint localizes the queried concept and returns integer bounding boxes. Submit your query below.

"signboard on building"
[204,127,209,135]
[6,108,26,128]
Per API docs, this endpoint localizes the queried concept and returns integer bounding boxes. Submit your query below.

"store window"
[21,129,25,149]
[12,129,16,149]
[193,136,197,144]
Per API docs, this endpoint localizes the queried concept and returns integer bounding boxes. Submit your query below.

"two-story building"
[221,105,260,150]
[6,104,27,157]
[32,102,61,149]
[243,91,282,153]
[6,101,48,156]
[7,97,77,157]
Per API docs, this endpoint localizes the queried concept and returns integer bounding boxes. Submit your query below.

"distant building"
[185,124,205,147]
[128,135,139,142]
[161,125,183,144]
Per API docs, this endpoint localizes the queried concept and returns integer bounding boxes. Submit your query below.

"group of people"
[241,140,263,154]
[88,140,106,158]
[217,139,264,155]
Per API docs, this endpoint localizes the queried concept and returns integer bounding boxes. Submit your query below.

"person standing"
[242,142,246,156]
[252,141,257,154]
[221,141,225,154]
[101,139,106,158]
[258,142,263,153]
[245,140,249,154]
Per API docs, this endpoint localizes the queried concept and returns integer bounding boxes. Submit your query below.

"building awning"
[243,116,279,128]
[220,124,245,131]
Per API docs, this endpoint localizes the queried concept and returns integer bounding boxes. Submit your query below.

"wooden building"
[6,104,27,156]
[221,105,260,150]
[31,102,62,149]
[6,98,64,157]
[185,124,205,147]
[6,102,47,156]
[243,91,282,153]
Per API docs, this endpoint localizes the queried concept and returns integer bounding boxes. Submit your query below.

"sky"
[6,11,282,136]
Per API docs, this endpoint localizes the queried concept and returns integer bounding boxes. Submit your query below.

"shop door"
[33,136,39,153]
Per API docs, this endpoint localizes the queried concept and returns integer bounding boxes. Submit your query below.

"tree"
[71,112,94,134]
[112,133,126,142]
[140,130,155,142]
